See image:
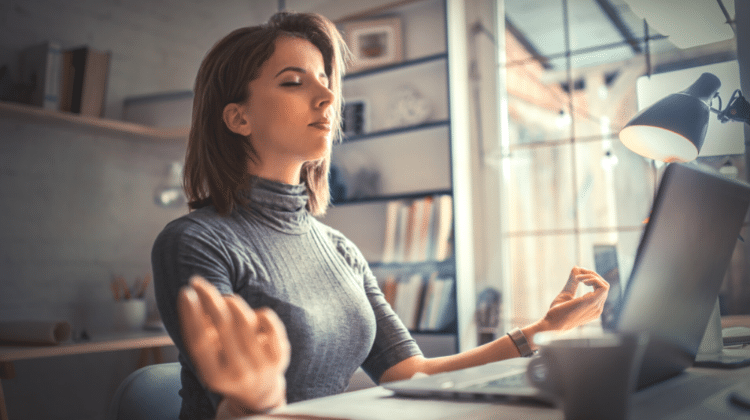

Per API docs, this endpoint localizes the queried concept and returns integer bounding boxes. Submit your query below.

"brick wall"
[0,1,276,419]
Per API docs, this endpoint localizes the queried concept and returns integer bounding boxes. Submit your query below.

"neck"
[247,159,303,185]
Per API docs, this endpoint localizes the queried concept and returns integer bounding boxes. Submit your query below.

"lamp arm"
[715,90,750,125]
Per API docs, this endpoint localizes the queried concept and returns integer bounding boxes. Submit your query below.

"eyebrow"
[275,66,328,79]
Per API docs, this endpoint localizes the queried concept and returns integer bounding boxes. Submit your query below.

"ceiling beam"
[539,38,737,84]
[594,0,642,54]
[505,16,553,70]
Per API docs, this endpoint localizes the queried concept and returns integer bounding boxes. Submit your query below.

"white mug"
[112,299,147,331]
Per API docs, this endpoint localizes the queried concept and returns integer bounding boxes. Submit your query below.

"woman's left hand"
[541,266,609,331]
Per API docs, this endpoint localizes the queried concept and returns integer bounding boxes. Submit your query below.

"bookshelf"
[0,101,188,142]
[320,0,475,354]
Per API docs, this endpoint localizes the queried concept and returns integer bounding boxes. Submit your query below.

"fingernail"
[181,285,198,301]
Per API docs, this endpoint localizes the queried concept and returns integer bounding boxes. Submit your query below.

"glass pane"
[505,57,572,146]
[566,0,639,68]
[574,139,655,230]
[506,144,576,233]
[504,0,566,66]
[506,229,644,328]
[578,230,643,327]
[507,234,577,326]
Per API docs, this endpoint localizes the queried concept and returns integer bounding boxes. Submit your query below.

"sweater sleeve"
[151,215,234,420]
[326,227,423,383]
[359,265,423,383]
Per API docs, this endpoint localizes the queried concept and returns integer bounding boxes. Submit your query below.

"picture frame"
[342,97,370,137]
[593,243,622,329]
[344,17,403,72]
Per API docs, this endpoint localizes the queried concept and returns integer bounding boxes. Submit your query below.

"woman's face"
[242,36,335,182]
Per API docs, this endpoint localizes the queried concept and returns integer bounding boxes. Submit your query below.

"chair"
[107,362,182,420]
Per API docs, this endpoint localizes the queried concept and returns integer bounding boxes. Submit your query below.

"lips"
[309,119,331,131]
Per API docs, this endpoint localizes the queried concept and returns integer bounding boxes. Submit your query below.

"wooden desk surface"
[252,366,750,420]
[0,330,173,362]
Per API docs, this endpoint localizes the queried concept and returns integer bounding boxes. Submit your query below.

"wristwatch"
[507,327,534,357]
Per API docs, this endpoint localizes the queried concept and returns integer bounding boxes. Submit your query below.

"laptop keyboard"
[481,372,528,388]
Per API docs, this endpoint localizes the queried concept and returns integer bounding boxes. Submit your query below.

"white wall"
[0,1,276,419]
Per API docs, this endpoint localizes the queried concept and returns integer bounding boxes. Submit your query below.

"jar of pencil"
[111,275,150,331]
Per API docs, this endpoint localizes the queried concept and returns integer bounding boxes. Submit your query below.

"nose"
[314,82,335,110]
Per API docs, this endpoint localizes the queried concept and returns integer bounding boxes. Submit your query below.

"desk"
[0,330,174,420]
[256,365,750,420]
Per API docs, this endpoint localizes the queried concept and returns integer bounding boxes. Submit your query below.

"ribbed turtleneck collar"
[240,176,311,235]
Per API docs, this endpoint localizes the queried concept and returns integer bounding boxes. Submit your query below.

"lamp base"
[694,347,750,368]
[693,298,750,368]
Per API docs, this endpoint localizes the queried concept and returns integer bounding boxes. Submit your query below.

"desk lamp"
[619,71,750,366]
[619,72,750,163]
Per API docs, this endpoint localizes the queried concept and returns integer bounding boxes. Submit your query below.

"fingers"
[178,283,214,354]
[190,276,232,327]
[224,294,259,356]
[562,267,582,294]
[581,275,609,292]
[255,307,291,370]
[189,278,291,369]
[178,281,226,385]
[563,267,608,292]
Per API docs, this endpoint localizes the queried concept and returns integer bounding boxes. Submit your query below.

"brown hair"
[184,11,348,216]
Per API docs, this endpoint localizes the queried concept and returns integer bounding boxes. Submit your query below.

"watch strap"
[507,327,534,357]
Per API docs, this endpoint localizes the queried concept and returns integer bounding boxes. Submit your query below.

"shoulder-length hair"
[184,11,348,216]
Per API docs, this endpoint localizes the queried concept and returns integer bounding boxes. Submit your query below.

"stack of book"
[380,194,453,264]
[380,273,455,332]
[17,41,110,117]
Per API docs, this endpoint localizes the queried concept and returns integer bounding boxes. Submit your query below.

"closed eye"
[280,81,302,87]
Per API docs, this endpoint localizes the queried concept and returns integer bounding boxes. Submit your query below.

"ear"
[222,102,252,136]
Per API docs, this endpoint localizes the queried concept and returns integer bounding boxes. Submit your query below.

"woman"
[152,11,609,420]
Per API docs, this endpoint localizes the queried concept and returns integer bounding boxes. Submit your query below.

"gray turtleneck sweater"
[152,177,422,420]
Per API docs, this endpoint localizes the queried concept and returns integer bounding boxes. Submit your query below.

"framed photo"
[344,17,403,72]
[593,244,622,329]
[342,97,370,137]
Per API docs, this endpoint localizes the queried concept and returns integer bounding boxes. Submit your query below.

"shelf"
[370,258,455,278]
[341,119,450,143]
[0,330,173,362]
[0,101,188,142]
[343,52,447,81]
[331,188,452,206]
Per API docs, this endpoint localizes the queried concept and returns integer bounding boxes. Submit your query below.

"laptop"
[384,162,750,403]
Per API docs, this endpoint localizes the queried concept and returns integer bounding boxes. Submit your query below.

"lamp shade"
[619,72,721,162]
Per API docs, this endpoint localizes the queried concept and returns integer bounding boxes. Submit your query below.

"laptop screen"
[612,162,750,380]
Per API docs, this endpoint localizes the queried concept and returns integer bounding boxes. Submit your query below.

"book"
[431,195,454,261]
[381,275,397,307]
[59,50,74,112]
[428,277,455,331]
[413,196,435,262]
[393,273,425,330]
[401,200,420,263]
[61,46,110,116]
[418,272,439,330]
[18,41,62,110]
[424,276,446,330]
[405,199,428,263]
[392,204,410,263]
[381,201,402,264]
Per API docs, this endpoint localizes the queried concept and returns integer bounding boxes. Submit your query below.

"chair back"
[107,362,182,420]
